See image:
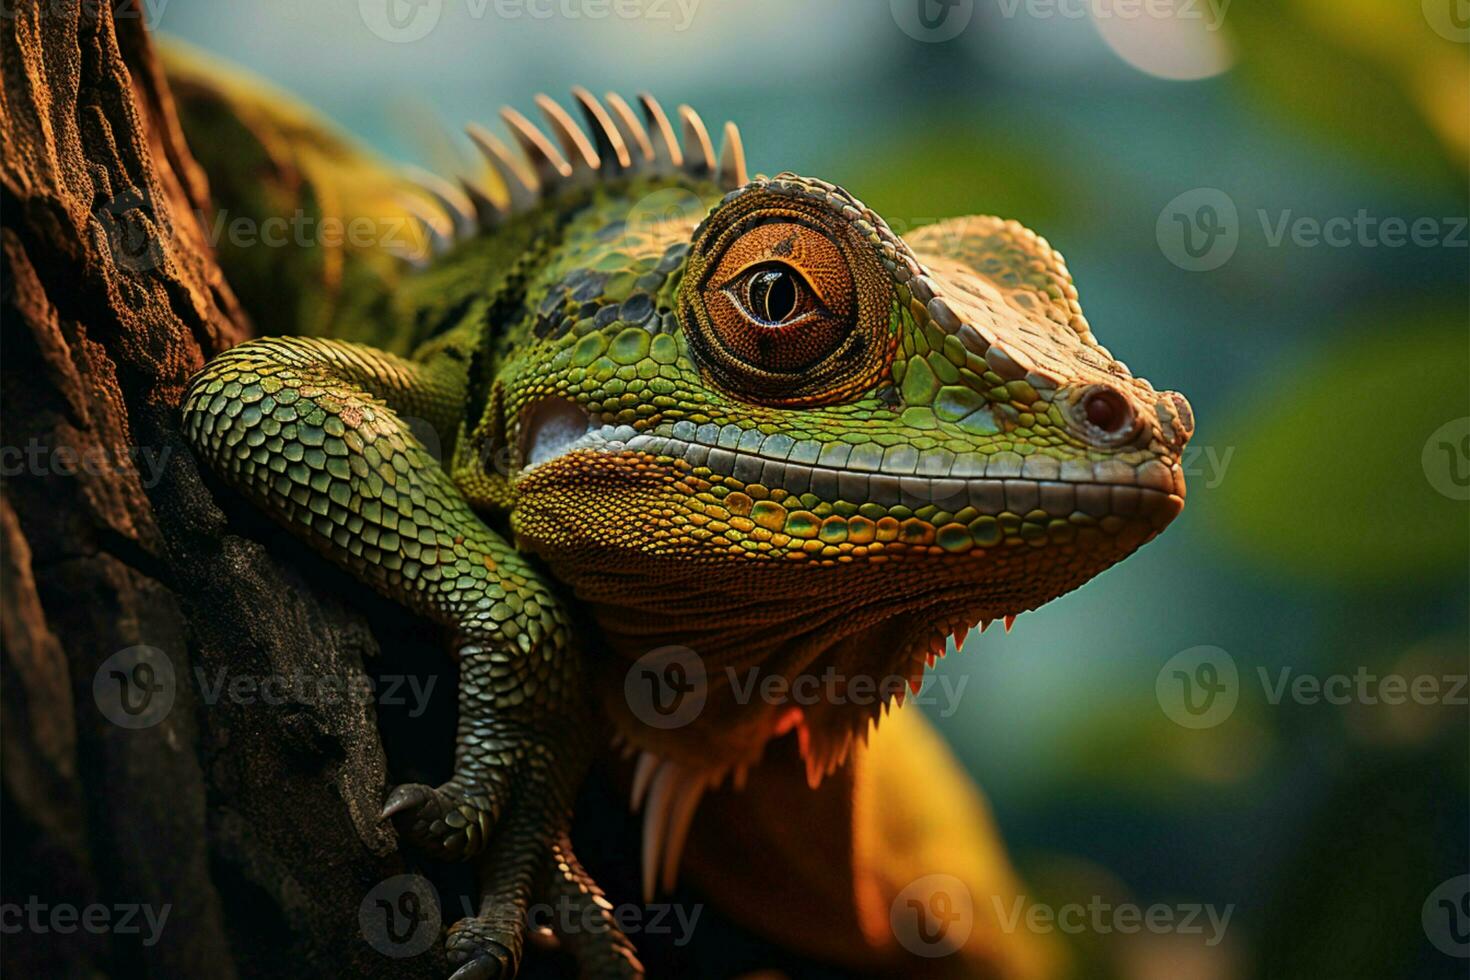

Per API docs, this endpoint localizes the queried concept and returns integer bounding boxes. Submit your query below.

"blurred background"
[156,1,1468,977]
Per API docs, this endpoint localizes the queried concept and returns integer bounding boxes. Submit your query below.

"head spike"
[677,104,715,176]
[533,93,600,179]
[456,177,505,230]
[381,237,429,270]
[396,191,452,255]
[571,87,631,172]
[404,167,475,240]
[466,123,538,213]
[717,120,747,190]
[499,106,573,188]
[638,92,683,172]
[603,92,653,167]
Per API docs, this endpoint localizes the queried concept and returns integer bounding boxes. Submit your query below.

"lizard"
[178,85,1194,979]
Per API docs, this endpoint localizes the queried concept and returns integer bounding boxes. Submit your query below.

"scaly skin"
[182,90,1193,979]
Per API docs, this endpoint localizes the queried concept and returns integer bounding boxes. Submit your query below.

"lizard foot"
[381,779,499,862]
[445,918,515,980]
[445,828,645,980]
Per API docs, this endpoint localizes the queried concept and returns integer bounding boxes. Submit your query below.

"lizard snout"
[1159,390,1195,454]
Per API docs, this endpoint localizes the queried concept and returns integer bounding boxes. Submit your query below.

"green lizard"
[179,85,1192,979]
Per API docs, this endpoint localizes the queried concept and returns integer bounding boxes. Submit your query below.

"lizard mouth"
[519,408,1185,532]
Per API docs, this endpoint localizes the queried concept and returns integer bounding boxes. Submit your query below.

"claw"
[447,923,515,980]
[447,956,501,980]
[380,783,430,820]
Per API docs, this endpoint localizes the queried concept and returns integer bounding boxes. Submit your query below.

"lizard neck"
[584,578,970,788]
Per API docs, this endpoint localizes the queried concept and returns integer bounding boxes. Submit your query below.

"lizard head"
[440,95,1193,789]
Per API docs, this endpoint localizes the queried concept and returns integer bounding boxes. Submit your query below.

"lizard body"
[180,86,1192,979]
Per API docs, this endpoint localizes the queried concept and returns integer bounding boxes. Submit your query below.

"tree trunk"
[0,3,449,976]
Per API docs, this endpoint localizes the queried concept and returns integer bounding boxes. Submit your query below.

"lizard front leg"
[181,337,642,979]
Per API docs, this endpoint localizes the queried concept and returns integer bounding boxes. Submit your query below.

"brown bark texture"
[0,2,455,976]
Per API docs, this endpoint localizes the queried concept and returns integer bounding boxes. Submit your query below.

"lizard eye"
[734,264,808,325]
[681,195,895,406]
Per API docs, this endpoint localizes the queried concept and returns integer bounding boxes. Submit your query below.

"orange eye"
[681,197,894,405]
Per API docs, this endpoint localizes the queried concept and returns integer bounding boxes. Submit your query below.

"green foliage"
[1213,316,1469,584]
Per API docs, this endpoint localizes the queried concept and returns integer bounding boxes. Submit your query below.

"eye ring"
[680,191,896,406]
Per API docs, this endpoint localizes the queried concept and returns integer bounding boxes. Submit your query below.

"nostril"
[1168,391,1195,442]
[1083,387,1132,435]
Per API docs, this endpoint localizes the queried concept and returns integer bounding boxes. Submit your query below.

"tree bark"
[1,3,448,976]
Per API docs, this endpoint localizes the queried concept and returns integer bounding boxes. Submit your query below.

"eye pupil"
[748,268,798,324]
